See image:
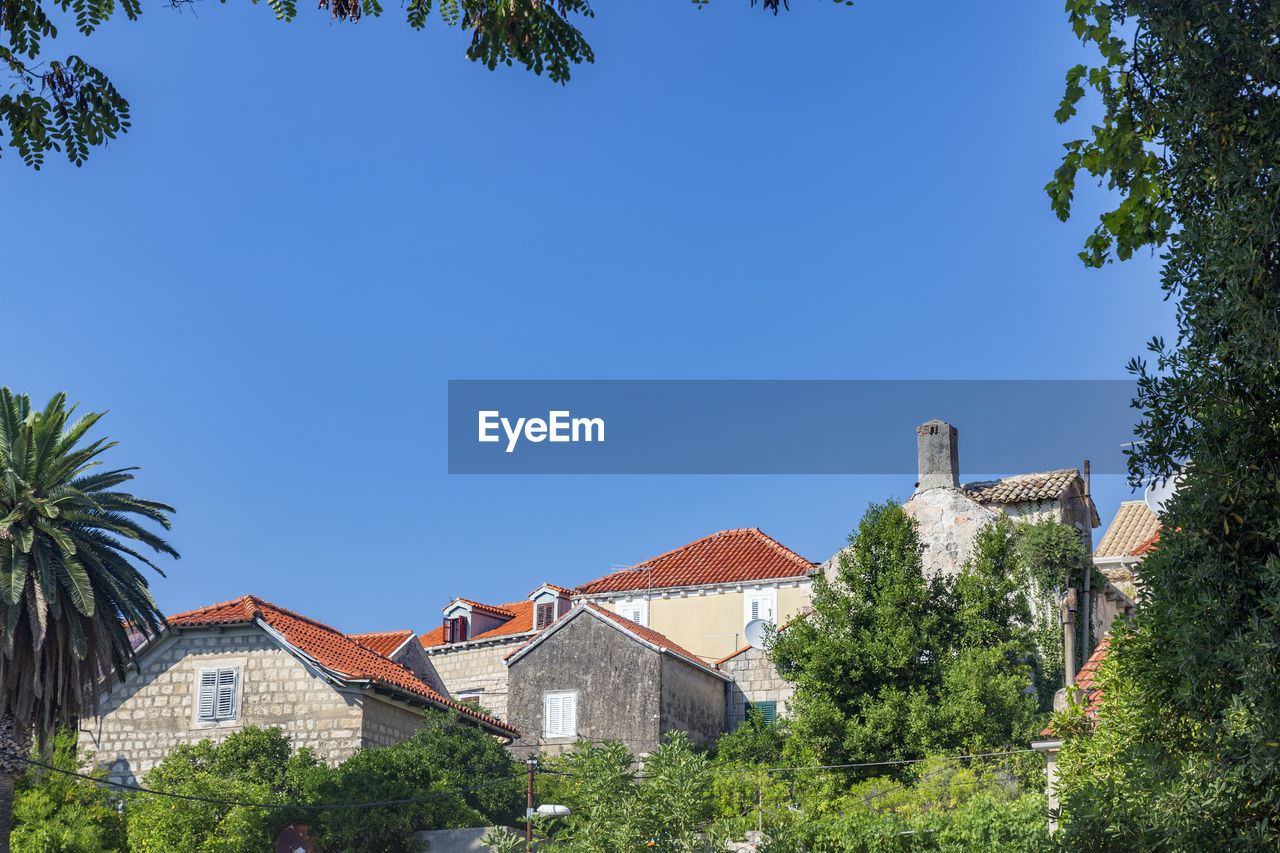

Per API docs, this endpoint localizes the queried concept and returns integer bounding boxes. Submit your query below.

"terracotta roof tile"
[348,630,416,658]
[1039,636,1111,737]
[168,596,517,736]
[420,600,540,648]
[447,599,516,619]
[528,583,574,597]
[575,528,814,595]
[1131,531,1160,556]
[1095,501,1161,557]
[962,469,1083,505]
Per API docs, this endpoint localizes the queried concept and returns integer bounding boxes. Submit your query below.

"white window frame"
[614,598,648,626]
[543,690,578,740]
[744,589,776,628]
[197,666,239,722]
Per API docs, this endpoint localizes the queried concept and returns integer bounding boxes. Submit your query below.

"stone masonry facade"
[424,636,530,722]
[719,645,794,730]
[79,626,423,786]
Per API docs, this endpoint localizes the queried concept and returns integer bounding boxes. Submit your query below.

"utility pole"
[526,758,536,852]
[1061,588,1078,689]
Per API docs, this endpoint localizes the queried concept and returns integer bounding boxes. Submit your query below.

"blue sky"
[1,1,1173,633]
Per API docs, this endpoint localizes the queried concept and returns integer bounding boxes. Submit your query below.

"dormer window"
[443,615,468,644]
[535,602,556,630]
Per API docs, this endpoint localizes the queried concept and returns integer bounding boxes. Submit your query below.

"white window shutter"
[545,694,561,737]
[545,692,575,738]
[750,599,760,620]
[563,694,576,737]
[198,669,217,720]
[216,667,237,719]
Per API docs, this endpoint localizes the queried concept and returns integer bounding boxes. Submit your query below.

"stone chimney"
[916,419,959,491]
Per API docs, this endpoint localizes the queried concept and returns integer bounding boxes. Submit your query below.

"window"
[744,590,776,627]
[745,700,777,727]
[544,691,577,739]
[197,666,238,722]
[615,598,647,626]
[443,616,468,644]
[535,602,556,630]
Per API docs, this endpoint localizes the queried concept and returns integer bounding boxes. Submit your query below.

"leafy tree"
[0,389,177,853]
[305,711,523,853]
[0,0,826,169]
[768,503,1041,774]
[533,732,719,853]
[1047,2,1280,847]
[126,726,320,853]
[9,731,124,853]
[1011,518,1091,708]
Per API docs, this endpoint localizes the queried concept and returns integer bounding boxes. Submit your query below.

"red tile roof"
[446,599,516,619]
[348,630,415,658]
[1038,635,1111,738]
[168,596,517,737]
[420,600,540,648]
[1131,531,1161,556]
[584,604,725,675]
[528,583,574,597]
[575,528,815,595]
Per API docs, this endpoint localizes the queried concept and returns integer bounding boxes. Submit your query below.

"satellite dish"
[744,619,771,650]
[1144,467,1185,514]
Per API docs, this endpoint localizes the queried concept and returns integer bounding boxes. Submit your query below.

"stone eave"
[422,630,537,654]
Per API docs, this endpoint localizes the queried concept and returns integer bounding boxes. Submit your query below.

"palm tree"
[0,388,178,850]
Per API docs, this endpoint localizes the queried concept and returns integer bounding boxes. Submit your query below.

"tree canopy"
[768,503,1042,774]
[1048,1,1280,847]
[0,0,823,169]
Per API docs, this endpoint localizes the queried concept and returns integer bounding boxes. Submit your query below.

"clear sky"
[1,1,1174,634]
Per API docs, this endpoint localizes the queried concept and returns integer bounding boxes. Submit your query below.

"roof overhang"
[506,606,730,682]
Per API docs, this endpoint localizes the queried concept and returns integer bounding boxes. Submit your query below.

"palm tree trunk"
[0,771,13,853]
[0,712,32,853]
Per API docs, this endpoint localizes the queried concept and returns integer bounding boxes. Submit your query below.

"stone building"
[899,419,1101,579]
[1092,500,1160,600]
[79,595,516,786]
[504,603,729,759]
[574,528,816,665]
[418,583,573,721]
[717,642,793,731]
[349,629,449,695]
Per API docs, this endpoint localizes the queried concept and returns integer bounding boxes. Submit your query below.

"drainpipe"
[1081,460,1092,672]
[1061,589,1078,689]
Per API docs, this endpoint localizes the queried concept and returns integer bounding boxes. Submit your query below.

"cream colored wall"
[597,582,811,664]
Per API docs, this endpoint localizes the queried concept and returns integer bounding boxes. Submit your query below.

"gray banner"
[447,380,1137,474]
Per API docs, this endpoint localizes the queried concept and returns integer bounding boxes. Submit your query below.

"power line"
[710,748,1041,775]
[8,751,524,811]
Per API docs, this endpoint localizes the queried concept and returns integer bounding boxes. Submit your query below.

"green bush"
[10,732,126,853]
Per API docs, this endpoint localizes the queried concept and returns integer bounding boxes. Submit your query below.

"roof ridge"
[746,527,816,568]
[449,598,517,617]
[583,603,723,677]
[168,594,262,622]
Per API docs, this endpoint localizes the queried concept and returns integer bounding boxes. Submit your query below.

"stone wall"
[391,640,450,697]
[361,693,429,750]
[425,637,529,721]
[718,645,794,730]
[79,626,370,785]
[658,657,726,746]
[900,487,1001,579]
[506,612,661,760]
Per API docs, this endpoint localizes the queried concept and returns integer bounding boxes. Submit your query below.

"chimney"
[916,419,959,491]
